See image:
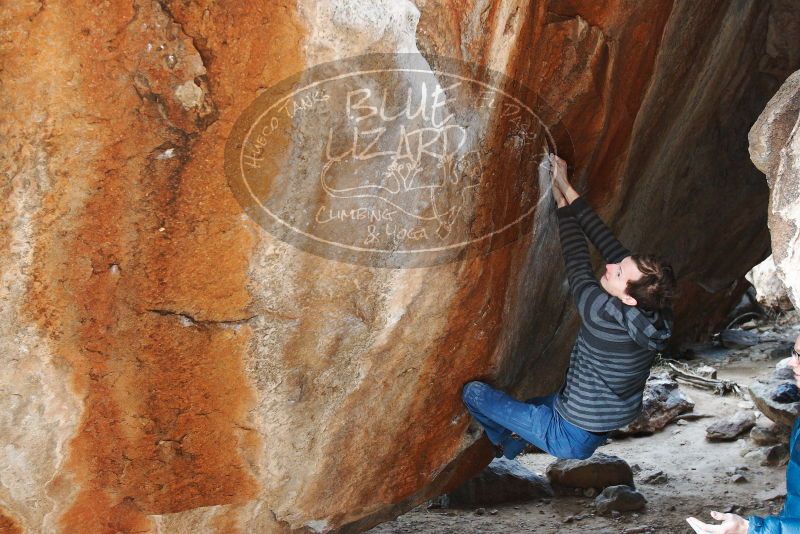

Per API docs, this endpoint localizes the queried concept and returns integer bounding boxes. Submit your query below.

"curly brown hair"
[625,255,676,312]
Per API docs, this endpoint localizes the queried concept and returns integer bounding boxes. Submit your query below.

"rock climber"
[686,334,800,534]
[461,154,676,460]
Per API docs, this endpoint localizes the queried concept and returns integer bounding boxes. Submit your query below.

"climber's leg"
[462,381,606,460]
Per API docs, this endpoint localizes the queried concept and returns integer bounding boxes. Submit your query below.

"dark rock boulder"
[595,485,647,515]
[750,379,800,427]
[444,458,553,507]
[546,453,634,490]
[720,329,762,349]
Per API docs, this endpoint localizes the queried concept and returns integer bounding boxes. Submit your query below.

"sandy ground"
[368,322,799,534]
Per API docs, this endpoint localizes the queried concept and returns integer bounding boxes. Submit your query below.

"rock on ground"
[751,420,792,446]
[720,329,762,349]
[444,458,553,507]
[546,453,634,490]
[750,377,800,427]
[640,470,669,485]
[595,485,647,515]
[744,444,790,467]
[706,411,757,441]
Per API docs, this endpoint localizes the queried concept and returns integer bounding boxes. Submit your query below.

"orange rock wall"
[1,1,798,533]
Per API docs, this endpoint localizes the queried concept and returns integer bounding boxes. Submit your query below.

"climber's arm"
[550,155,630,263]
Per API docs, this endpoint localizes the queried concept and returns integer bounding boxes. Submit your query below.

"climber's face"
[600,256,643,306]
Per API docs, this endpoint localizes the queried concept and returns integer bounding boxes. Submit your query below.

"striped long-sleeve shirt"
[554,196,672,433]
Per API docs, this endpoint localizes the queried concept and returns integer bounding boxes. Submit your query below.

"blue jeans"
[461,381,608,460]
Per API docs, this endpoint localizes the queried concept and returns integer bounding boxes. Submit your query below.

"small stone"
[706,411,756,441]
[641,470,668,485]
[489,509,498,515]
[611,510,622,519]
[745,444,790,466]
[595,485,647,515]
[727,466,750,476]
[750,422,791,446]
[676,419,687,426]
[474,507,486,515]
[756,487,787,501]
[583,487,598,498]
[744,449,764,461]
[763,444,790,466]
[731,474,748,483]
[722,504,744,514]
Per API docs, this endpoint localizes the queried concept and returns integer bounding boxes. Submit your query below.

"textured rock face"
[747,255,794,310]
[1,1,799,533]
[749,69,800,308]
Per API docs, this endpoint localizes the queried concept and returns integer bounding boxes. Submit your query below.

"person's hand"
[549,154,579,205]
[550,154,570,194]
[551,172,568,208]
[686,512,749,534]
